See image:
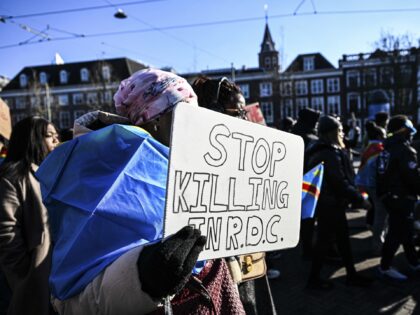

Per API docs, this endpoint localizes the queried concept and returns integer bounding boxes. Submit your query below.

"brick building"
[182,23,342,128]
[339,48,420,128]
[0,58,146,128]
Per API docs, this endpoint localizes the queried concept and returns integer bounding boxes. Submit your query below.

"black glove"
[137,226,206,300]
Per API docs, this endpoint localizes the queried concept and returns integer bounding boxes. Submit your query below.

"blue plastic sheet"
[36,124,169,300]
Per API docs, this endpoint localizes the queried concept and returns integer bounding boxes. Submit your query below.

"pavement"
[267,208,420,315]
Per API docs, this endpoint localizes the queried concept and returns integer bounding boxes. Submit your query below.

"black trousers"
[309,207,356,280]
[300,218,315,258]
[380,197,418,269]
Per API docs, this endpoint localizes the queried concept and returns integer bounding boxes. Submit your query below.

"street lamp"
[114,9,127,19]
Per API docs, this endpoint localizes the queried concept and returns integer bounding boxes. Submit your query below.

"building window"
[327,96,341,115]
[346,71,360,88]
[72,93,84,105]
[60,70,68,84]
[103,90,113,103]
[303,57,315,71]
[281,82,292,96]
[80,68,89,82]
[296,98,308,113]
[74,110,86,119]
[380,67,394,85]
[265,57,271,69]
[30,96,41,108]
[295,81,308,95]
[327,78,340,93]
[283,99,293,118]
[311,79,323,94]
[261,102,273,123]
[259,82,272,97]
[58,95,69,106]
[272,57,277,67]
[364,69,377,87]
[239,84,250,99]
[399,65,413,85]
[87,92,98,105]
[15,97,26,109]
[59,112,71,129]
[102,66,111,81]
[399,88,413,107]
[19,74,28,87]
[347,93,360,113]
[39,72,47,85]
[311,97,324,113]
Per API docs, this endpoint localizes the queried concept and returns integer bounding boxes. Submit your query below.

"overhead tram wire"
[1,0,165,20]
[1,7,420,50]
[102,0,229,64]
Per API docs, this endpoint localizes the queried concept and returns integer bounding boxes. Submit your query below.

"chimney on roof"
[53,53,64,65]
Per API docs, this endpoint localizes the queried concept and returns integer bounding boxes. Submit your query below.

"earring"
[154,124,159,132]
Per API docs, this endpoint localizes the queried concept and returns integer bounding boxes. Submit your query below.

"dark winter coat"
[376,134,420,198]
[306,140,364,214]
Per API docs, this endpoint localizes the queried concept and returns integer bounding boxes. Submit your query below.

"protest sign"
[244,102,266,125]
[0,98,11,140]
[164,102,304,260]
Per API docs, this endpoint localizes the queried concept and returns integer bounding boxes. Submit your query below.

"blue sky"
[0,0,419,79]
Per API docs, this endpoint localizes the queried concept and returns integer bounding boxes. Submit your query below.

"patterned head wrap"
[114,68,197,125]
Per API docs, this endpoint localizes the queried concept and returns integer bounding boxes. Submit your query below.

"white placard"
[164,103,304,260]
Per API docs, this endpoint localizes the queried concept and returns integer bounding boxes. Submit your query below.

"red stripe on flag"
[302,182,320,198]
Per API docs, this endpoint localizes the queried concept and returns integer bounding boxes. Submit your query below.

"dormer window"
[303,57,315,71]
[19,74,28,87]
[60,70,68,84]
[80,68,89,82]
[102,66,110,81]
[39,72,47,85]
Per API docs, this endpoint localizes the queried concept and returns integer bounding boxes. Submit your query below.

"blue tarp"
[36,124,169,300]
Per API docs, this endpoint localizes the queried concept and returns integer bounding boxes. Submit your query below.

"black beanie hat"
[318,115,341,134]
[387,115,416,134]
[297,108,320,128]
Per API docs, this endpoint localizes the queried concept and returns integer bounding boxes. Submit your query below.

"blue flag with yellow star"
[301,163,324,219]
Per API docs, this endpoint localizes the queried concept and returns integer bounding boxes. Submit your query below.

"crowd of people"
[0,68,419,315]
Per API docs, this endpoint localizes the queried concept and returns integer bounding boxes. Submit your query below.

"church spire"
[258,11,279,72]
[260,23,276,52]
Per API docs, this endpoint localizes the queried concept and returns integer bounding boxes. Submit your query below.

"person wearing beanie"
[305,115,373,290]
[291,108,321,148]
[376,115,420,281]
[37,69,246,315]
[291,108,321,261]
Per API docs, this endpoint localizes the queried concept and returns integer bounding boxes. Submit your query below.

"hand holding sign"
[137,226,206,300]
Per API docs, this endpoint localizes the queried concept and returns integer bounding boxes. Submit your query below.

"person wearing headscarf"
[38,69,245,315]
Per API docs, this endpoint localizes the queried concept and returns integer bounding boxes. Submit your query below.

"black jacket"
[377,134,420,198]
[306,140,363,211]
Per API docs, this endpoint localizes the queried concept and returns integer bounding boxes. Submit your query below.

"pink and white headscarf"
[114,68,197,125]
